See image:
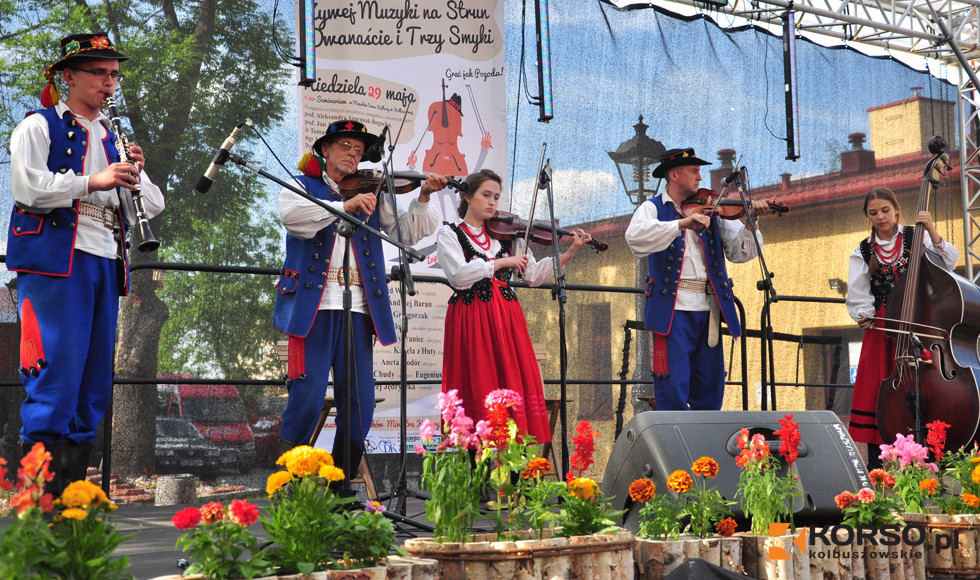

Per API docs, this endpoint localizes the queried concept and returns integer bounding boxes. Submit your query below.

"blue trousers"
[280,310,375,450]
[19,252,119,444]
[653,310,726,410]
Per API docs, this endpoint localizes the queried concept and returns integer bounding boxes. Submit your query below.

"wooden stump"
[153,474,196,506]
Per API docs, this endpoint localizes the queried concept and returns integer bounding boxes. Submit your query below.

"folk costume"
[274,120,439,473]
[8,33,164,489]
[625,148,760,411]
[845,225,959,445]
[436,220,552,443]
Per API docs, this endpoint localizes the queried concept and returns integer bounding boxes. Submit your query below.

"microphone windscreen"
[195,175,213,194]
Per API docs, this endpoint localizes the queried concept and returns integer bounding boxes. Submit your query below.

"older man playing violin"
[625,147,769,411]
[274,119,445,497]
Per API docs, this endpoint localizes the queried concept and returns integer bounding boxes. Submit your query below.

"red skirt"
[848,307,895,445]
[442,284,551,443]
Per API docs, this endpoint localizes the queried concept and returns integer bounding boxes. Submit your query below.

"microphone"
[195,120,251,193]
[364,125,388,163]
[909,332,926,355]
[538,159,552,190]
[723,166,744,186]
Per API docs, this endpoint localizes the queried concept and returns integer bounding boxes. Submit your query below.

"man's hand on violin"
[495,254,529,276]
[568,229,592,250]
[343,193,376,216]
[419,174,449,203]
[678,213,710,231]
[749,200,771,216]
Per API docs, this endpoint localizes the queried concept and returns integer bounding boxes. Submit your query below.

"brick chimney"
[840,132,875,175]
[710,148,736,191]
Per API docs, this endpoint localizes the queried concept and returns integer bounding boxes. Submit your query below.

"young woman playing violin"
[436,169,592,443]
[846,187,959,467]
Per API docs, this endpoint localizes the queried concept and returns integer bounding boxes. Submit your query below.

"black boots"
[330,441,363,500]
[24,440,92,498]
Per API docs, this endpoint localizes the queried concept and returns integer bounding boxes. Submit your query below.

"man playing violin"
[625,148,769,411]
[274,119,446,497]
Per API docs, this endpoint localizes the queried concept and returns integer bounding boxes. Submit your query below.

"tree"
[0,0,291,476]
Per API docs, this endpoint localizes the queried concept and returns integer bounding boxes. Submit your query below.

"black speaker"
[600,411,868,532]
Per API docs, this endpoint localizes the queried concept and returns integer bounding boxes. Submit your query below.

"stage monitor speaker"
[600,411,869,532]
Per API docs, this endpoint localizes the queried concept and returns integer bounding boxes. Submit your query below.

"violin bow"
[519,144,549,256]
[465,84,492,149]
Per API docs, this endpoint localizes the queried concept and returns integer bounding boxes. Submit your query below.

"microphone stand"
[728,169,779,409]
[371,128,436,533]
[538,158,572,477]
[223,152,426,506]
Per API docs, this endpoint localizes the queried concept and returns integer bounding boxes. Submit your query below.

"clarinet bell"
[136,220,160,252]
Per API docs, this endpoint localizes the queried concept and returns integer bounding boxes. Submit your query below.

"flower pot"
[403,528,634,579]
[634,536,741,579]
[738,532,809,580]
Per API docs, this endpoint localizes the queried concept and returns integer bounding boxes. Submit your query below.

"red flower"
[228,499,260,527]
[0,457,11,491]
[172,507,202,530]
[568,421,599,478]
[868,468,896,489]
[486,403,511,449]
[628,479,656,503]
[775,414,801,465]
[200,501,224,524]
[716,517,737,537]
[926,420,950,462]
[835,491,856,510]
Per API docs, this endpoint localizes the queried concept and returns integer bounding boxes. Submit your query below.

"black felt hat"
[651,147,711,179]
[311,119,378,156]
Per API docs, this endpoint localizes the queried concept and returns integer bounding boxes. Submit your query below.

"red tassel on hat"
[652,333,669,377]
[297,151,322,179]
[41,83,60,108]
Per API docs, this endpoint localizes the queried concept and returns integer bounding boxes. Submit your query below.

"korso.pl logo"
[767,523,807,560]
[769,523,957,561]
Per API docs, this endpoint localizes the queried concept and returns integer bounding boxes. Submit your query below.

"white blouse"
[436,220,556,290]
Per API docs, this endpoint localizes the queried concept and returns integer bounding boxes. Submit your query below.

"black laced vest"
[447,223,518,305]
[858,225,915,311]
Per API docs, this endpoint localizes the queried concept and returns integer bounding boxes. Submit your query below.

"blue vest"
[643,196,742,338]
[7,107,128,294]
[273,175,396,345]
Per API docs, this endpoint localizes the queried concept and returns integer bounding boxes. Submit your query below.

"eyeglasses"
[70,68,124,82]
[333,140,364,158]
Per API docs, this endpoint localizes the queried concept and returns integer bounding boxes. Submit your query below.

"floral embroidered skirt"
[442,284,551,443]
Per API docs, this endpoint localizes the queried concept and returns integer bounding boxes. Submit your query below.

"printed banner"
[300,0,507,453]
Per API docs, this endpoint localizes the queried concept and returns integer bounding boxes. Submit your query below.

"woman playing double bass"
[846,187,959,468]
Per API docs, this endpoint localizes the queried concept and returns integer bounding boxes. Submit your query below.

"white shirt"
[278,175,441,313]
[436,220,555,289]
[9,101,165,259]
[846,228,960,322]
[624,192,762,311]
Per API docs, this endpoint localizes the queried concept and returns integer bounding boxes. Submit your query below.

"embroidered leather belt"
[328,267,363,286]
[78,202,118,230]
[677,279,713,294]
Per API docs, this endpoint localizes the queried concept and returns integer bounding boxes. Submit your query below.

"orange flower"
[868,469,895,489]
[628,479,656,503]
[716,517,737,537]
[963,493,980,508]
[835,491,856,510]
[919,478,940,496]
[521,457,552,480]
[692,457,719,479]
[200,501,224,524]
[666,470,693,494]
[567,477,598,501]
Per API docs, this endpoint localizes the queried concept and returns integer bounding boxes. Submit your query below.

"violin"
[681,188,789,219]
[338,169,465,199]
[423,79,467,175]
[486,210,608,252]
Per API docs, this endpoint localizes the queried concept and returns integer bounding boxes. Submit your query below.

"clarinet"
[103,96,160,252]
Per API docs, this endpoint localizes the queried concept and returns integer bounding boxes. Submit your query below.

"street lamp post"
[607,116,666,414]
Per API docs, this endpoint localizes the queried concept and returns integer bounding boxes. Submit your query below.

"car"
[155,417,239,478]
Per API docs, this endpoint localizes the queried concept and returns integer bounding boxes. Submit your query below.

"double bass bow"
[875,136,980,450]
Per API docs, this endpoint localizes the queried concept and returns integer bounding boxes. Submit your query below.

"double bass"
[876,136,980,450]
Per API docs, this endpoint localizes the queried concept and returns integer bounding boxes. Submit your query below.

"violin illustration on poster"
[407,79,492,178]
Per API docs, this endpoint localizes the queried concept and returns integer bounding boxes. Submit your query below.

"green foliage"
[557,484,626,538]
[420,447,488,543]
[175,517,270,580]
[48,505,136,580]
[635,493,686,541]
[0,507,71,579]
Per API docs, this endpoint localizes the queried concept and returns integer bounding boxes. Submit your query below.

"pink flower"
[879,434,937,472]
[413,444,427,455]
[419,419,436,443]
[438,390,465,424]
[485,389,522,408]
[856,488,876,504]
[475,420,491,440]
[364,500,385,513]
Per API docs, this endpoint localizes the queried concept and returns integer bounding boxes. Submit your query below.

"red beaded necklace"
[874,231,903,265]
[463,222,492,251]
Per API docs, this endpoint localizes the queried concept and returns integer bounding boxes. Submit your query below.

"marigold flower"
[667,470,693,494]
[692,457,719,478]
[61,480,109,509]
[200,501,224,524]
[567,477,598,501]
[855,488,876,504]
[521,457,552,480]
[319,465,345,483]
[267,470,294,497]
[228,499,259,527]
[964,493,980,508]
[970,456,980,464]
[972,464,980,485]
[716,517,737,537]
[919,478,940,496]
[61,507,88,520]
[172,507,202,530]
[277,445,332,478]
[628,479,656,503]
[868,469,896,489]
[835,491,856,510]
